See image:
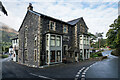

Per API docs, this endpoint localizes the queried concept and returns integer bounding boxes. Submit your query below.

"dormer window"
[49,21,56,31]
[63,25,68,33]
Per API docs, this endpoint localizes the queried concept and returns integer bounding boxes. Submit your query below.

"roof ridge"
[29,10,73,26]
[67,17,82,23]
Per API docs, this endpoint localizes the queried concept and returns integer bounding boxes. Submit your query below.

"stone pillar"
[38,16,41,66]
[48,34,51,65]
[82,35,84,60]
[82,49,84,60]
[48,50,50,65]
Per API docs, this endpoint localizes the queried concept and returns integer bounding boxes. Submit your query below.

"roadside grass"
[90,50,103,58]
[1,55,9,58]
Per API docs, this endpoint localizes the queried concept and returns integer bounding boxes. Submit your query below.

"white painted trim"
[45,33,62,64]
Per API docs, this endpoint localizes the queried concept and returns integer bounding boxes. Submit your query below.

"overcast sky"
[0,0,119,38]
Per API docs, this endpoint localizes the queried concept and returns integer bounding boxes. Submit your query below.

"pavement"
[1,50,120,80]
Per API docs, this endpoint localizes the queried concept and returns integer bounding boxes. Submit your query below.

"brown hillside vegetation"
[0,22,18,34]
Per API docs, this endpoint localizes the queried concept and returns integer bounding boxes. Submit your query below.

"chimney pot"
[27,3,33,11]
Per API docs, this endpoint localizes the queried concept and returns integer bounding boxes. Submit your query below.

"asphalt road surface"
[1,50,120,80]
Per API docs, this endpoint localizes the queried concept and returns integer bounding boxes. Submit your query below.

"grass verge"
[2,55,9,58]
[90,50,103,58]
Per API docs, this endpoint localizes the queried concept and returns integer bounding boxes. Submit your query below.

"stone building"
[18,3,90,67]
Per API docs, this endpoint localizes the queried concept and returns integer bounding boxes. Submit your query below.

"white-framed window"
[63,25,68,33]
[24,50,28,61]
[50,35,55,46]
[46,35,49,46]
[56,36,61,46]
[34,49,37,62]
[25,37,27,47]
[49,21,56,30]
[50,51,55,62]
[34,34,37,46]
[56,51,61,62]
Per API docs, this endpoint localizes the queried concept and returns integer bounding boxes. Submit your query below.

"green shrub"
[94,54,98,57]
[90,50,103,58]
[2,55,8,58]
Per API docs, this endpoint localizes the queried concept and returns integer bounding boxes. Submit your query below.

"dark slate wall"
[76,19,88,48]
[40,16,73,60]
[19,11,40,66]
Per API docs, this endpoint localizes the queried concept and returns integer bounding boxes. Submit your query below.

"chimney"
[27,3,33,11]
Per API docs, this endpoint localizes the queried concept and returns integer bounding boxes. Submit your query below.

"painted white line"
[82,72,86,75]
[76,74,79,77]
[79,70,82,72]
[75,77,78,80]
[86,67,89,70]
[77,72,80,75]
[83,70,86,73]
[30,73,55,80]
[81,74,85,77]
[79,67,85,72]
[90,65,92,67]
[81,78,85,80]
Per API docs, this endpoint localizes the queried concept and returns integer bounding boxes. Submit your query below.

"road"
[1,50,120,80]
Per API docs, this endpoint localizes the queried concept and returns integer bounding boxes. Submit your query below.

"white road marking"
[81,67,85,70]
[30,73,55,80]
[82,72,86,75]
[75,77,78,80]
[79,70,82,72]
[81,78,85,80]
[76,74,79,77]
[77,72,80,75]
[83,70,86,73]
[90,65,92,67]
[81,74,85,77]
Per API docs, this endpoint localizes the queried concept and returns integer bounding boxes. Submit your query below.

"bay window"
[46,35,49,46]
[56,51,61,62]
[50,35,55,46]
[56,36,61,46]
[34,49,37,62]
[50,51,55,62]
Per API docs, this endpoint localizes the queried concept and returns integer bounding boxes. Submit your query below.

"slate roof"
[18,10,72,32]
[29,10,72,26]
[18,10,88,32]
[67,17,89,29]
[67,17,82,25]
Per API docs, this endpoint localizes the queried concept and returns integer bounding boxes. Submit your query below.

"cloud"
[1,0,119,2]
[0,1,118,38]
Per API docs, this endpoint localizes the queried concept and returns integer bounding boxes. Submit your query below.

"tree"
[96,32,104,48]
[88,32,97,48]
[106,15,120,48]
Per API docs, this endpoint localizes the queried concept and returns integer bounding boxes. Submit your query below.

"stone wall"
[19,11,40,67]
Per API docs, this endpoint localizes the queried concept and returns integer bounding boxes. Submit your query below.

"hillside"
[0,22,18,42]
